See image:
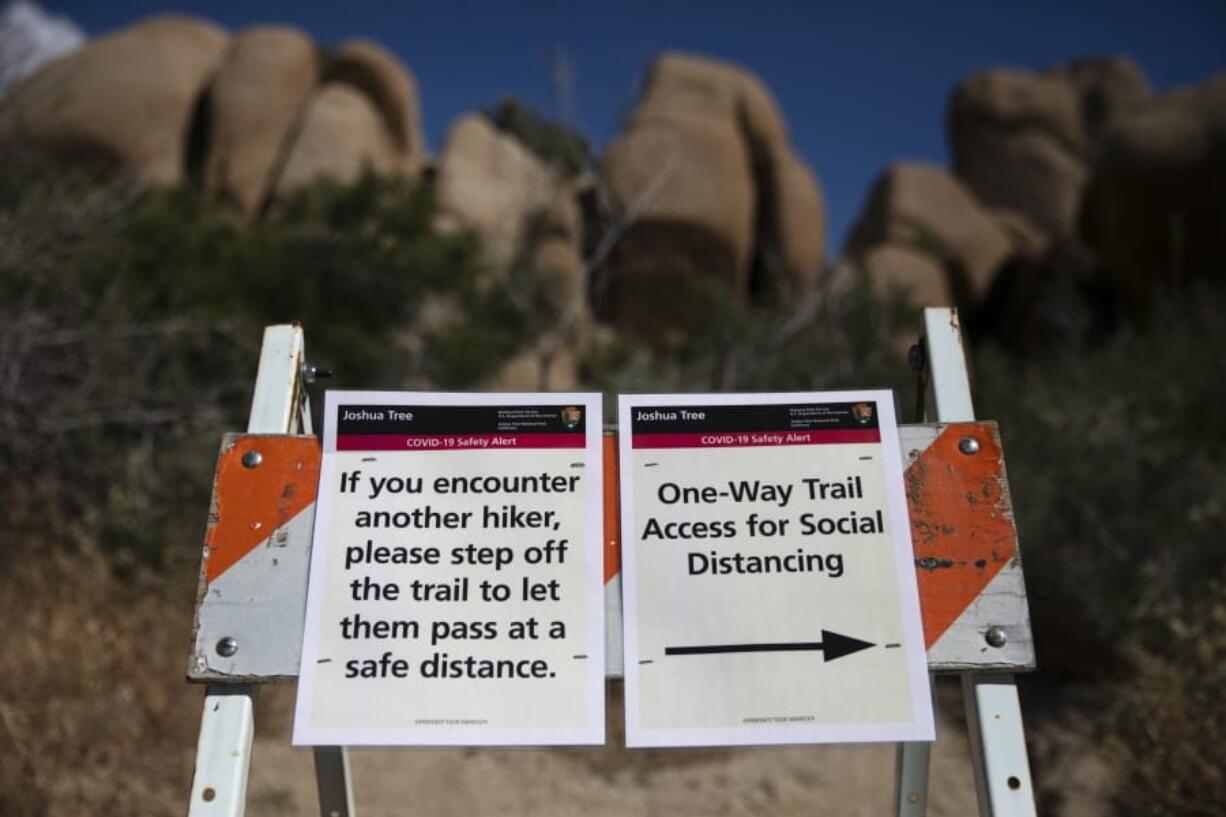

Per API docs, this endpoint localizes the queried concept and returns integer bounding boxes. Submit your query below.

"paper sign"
[294,391,605,746]
[618,391,934,747]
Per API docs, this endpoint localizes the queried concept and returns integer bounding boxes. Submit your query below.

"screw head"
[301,362,333,384]
[216,636,239,657]
[241,450,262,468]
[985,626,1007,648]
[958,437,981,456]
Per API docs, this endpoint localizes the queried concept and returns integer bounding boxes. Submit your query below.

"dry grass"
[0,545,206,816]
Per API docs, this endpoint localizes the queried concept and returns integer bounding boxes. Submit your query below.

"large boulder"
[274,83,399,194]
[435,114,586,391]
[846,162,1016,306]
[202,26,318,214]
[1056,56,1153,144]
[435,114,581,285]
[601,107,755,335]
[1081,72,1226,305]
[330,39,427,172]
[948,57,1153,238]
[0,14,229,183]
[761,151,826,298]
[949,68,1087,235]
[851,244,954,309]
[271,39,428,197]
[599,52,825,339]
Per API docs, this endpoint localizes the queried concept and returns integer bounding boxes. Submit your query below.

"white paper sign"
[618,391,934,747]
[294,391,605,746]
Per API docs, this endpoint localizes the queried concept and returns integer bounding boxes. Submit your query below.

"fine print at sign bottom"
[293,391,606,747]
[619,391,935,747]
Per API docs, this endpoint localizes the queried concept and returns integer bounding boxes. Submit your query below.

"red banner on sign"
[631,429,880,449]
[337,433,585,451]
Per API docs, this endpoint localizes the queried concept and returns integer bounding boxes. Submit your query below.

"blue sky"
[46,1,1226,251]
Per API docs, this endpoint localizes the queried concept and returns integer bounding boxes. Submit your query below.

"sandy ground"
[245,682,980,817]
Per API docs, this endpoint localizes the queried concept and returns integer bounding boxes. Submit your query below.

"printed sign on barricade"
[293,391,606,746]
[618,392,934,747]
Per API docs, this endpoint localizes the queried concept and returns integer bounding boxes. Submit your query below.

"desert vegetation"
[1,8,1224,812]
[1,134,1224,815]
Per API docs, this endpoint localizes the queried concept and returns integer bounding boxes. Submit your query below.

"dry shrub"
[1108,582,1226,816]
[0,145,567,816]
[0,542,202,816]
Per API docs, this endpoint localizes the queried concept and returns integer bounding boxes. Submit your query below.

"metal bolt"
[241,450,262,468]
[301,362,334,384]
[985,626,1007,648]
[958,437,980,456]
[216,636,239,657]
[907,343,926,372]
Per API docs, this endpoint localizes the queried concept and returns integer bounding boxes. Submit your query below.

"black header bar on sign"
[336,404,587,436]
[628,402,880,434]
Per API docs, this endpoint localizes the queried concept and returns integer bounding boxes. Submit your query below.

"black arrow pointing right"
[665,629,875,662]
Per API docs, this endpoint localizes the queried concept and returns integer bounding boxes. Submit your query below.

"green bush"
[0,149,536,569]
[1108,579,1226,816]
[580,277,916,409]
[972,283,1226,817]
[485,97,593,177]
[5,136,1224,814]
[974,283,1226,677]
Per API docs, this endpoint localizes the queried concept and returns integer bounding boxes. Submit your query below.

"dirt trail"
[247,684,978,817]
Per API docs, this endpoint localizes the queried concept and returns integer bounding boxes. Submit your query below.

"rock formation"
[435,114,586,390]
[844,162,1015,310]
[8,9,1220,356]
[1081,72,1226,306]
[844,55,1224,345]
[0,15,229,183]
[329,39,427,171]
[598,52,826,341]
[275,83,401,194]
[202,26,319,213]
[948,57,1152,236]
[435,114,581,286]
[0,18,427,208]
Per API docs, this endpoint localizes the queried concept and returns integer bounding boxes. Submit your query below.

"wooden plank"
[189,422,1032,682]
[189,324,313,817]
[246,325,308,435]
[188,434,320,682]
[920,307,1037,817]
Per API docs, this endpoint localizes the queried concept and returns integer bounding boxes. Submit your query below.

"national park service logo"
[561,405,583,430]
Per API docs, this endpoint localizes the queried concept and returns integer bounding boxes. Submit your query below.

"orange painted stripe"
[905,422,1016,648]
[204,436,321,583]
[602,432,621,584]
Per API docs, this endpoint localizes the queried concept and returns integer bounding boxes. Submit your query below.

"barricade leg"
[188,686,257,817]
[920,308,1037,816]
[963,675,1036,817]
[188,325,357,816]
[314,746,356,817]
[895,677,939,816]
[896,740,931,816]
